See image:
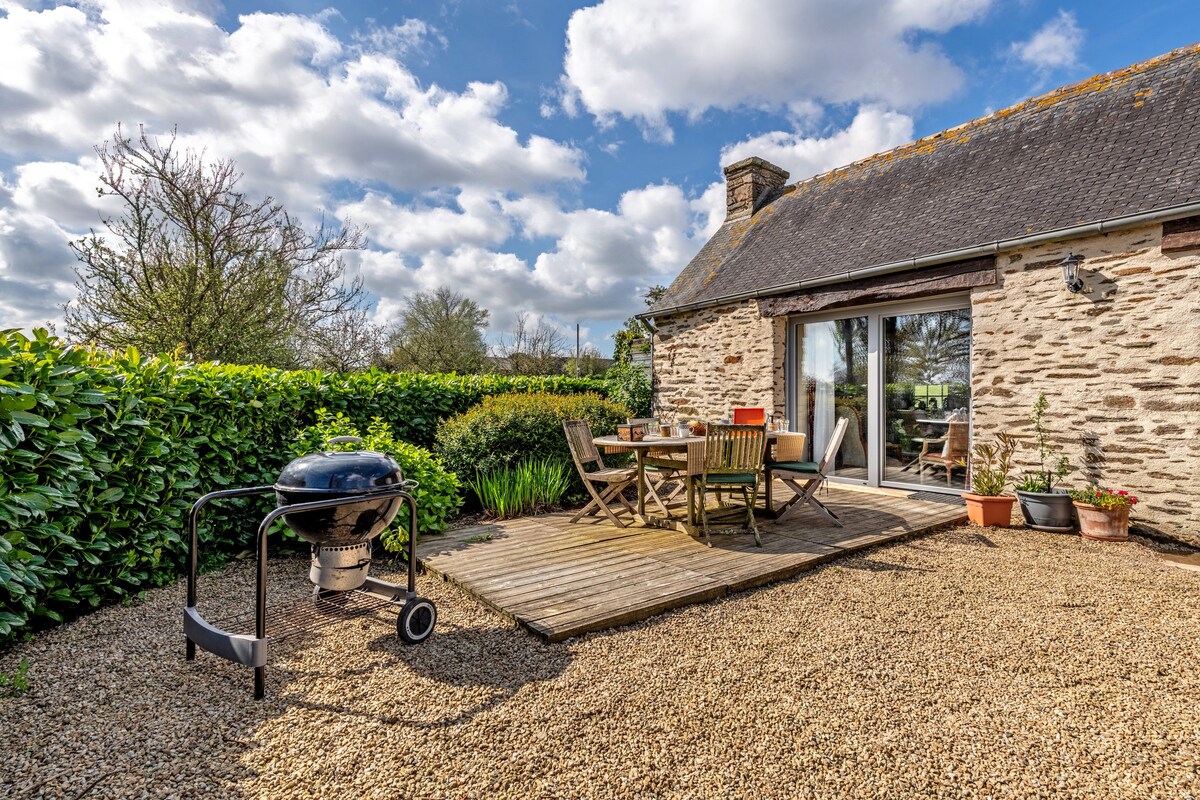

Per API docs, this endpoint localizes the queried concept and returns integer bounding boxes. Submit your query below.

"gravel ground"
[3,526,1199,800]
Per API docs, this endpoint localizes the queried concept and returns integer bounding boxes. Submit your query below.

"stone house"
[645,44,1200,537]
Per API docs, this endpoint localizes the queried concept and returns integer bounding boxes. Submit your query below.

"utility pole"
[575,322,581,377]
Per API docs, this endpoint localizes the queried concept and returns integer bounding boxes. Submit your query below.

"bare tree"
[494,312,567,375]
[376,287,490,374]
[304,308,384,372]
[65,125,367,367]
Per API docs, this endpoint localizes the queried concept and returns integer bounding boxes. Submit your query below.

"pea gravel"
[3,526,1198,800]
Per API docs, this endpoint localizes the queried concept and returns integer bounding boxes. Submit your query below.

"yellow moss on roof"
[790,42,1200,196]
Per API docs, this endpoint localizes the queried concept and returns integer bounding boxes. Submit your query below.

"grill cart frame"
[183,485,435,699]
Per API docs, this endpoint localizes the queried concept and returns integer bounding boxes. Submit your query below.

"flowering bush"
[1069,486,1139,511]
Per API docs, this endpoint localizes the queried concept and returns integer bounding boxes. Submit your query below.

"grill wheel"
[397,597,437,644]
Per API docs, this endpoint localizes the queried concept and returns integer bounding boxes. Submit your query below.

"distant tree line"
[64,127,651,377]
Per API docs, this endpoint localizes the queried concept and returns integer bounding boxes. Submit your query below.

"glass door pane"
[796,317,869,480]
[882,309,971,489]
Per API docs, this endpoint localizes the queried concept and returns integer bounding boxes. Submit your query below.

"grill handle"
[327,436,363,446]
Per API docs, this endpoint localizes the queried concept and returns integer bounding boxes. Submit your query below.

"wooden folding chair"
[628,417,684,515]
[765,417,849,526]
[689,423,767,547]
[563,419,637,527]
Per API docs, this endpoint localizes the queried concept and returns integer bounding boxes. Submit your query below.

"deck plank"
[417,486,966,642]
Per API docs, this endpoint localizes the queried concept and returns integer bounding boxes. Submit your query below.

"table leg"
[685,474,695,530]
[636,448,646,517]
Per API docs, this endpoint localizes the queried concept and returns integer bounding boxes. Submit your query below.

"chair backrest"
[732,407,765,425]
[772,431,808,463]
[703,423,766,478]
[563,419,603,473]
[817,416,850,474]
[945,421,970,460]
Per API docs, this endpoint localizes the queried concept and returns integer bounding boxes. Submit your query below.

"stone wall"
[652,221,1200,539]
[652,300,786,421]
[971,222,1200,539]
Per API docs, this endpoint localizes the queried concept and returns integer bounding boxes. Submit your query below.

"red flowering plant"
[1069,486,1139,511]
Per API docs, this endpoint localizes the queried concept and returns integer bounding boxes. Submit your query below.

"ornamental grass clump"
[1069,486,1139,510]
[961,432,1017,496]
[469,458,571,519]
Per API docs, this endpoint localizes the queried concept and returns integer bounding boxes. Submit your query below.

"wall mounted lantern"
[1060,252,1084,293]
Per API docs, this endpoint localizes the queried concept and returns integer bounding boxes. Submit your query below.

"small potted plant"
[1069,486,1138,542]
[1013,393,1075,531]
[959,432,1017,527]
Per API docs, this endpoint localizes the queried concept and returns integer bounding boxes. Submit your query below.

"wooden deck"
[415,485,966,642]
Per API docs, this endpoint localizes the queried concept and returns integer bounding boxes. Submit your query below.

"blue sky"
[0,0,1196,356]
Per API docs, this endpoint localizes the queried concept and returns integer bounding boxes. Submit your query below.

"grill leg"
[255,667,265,699]
[186,638,195,660]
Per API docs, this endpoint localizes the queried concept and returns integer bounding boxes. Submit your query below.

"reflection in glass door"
[796,317,869,480]
[882,309,972,489]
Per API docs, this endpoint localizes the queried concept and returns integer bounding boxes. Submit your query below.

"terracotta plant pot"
[962,493,1017,527]
[1073,502,1130,542]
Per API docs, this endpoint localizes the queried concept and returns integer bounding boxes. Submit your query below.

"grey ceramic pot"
[1015,489,1076,532]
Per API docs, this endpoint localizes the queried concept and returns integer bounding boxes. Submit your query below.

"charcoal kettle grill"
[184,437,437,699]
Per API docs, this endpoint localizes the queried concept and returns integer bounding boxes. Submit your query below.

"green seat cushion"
[701,473,758,485]
[767,460,820,473]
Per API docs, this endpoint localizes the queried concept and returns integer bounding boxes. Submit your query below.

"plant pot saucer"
[1027,523,1075,533]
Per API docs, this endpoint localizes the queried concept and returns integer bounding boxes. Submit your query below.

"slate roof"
[651,43,1200,316]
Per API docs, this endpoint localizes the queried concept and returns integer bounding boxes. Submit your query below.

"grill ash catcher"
[184,437,437,699]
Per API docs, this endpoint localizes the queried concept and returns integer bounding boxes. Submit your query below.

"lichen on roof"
[650,41,1200,317]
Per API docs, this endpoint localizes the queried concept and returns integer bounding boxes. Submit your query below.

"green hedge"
[435,392,630,493]
[0,329,609,642]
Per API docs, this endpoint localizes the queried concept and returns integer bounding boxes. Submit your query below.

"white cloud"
[369,182,717,332]
[0,2,583,189]
[720,106,915,185]
[0,0,958,352]
[352,18,446,58]
[337,189,514,254]
[1012,10,1084,71]
[0,0,596,337]
[559,0,992,139]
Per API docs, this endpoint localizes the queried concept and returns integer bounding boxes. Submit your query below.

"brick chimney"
[723,157,789,221]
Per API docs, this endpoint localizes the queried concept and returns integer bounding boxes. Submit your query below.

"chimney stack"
[723,157,789,222]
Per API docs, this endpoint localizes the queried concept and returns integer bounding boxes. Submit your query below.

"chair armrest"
[918,436,945,456]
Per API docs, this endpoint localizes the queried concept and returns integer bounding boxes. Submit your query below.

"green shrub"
[468,458,570,519]
[291,412,461,550]
[0,329,608,643]
[603,362,652,418]
[436,392,629,490]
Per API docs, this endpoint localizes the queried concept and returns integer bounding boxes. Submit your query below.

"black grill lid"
[275,449,403,494]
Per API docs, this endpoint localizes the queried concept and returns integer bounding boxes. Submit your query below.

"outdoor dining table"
[591,431,795,535]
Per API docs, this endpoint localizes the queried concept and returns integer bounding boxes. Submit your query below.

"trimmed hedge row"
[0,329,609,642]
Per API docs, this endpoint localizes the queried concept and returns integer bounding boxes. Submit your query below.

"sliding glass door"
[795,317,869,480]
[790,297,972,493]
[882,309,972,490]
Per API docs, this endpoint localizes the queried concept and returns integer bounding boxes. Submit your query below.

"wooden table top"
[592,431,798,448]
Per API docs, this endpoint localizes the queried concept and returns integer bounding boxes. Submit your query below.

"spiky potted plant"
[1070,486,1138,542]
[1014,394,1075,532]
[959,432,1017,527]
